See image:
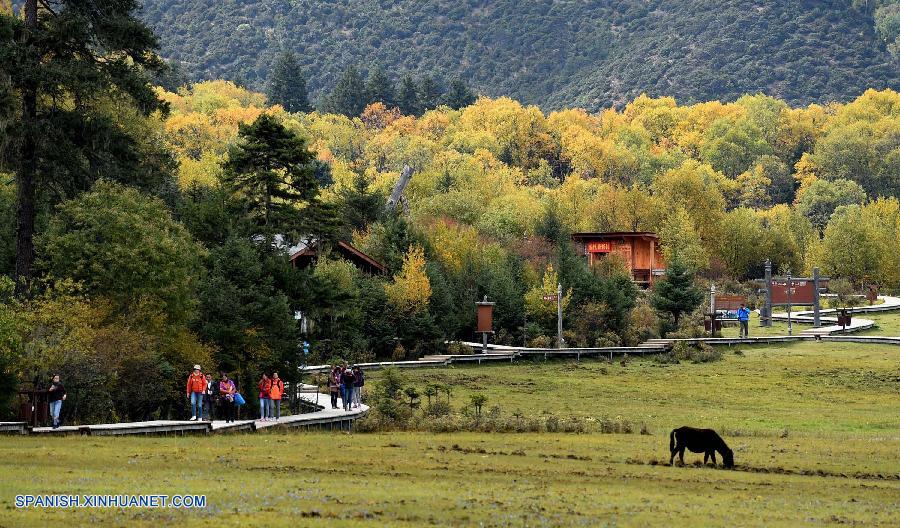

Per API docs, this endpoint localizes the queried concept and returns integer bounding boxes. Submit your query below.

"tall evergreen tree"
[443,78,476,110]
[223,114,320,234]
[1,0,166,295]
[266,50,311,113]
[322,65,366,117]
[396,74,420,116]
[418,75,444,112]
[651,257,703,331]
[364,65,396,108]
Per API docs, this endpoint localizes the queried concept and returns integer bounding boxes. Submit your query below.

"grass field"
[0,341,897,527]
[858,311,900,336]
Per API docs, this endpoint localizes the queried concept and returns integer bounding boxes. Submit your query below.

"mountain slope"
[139,0,899,110]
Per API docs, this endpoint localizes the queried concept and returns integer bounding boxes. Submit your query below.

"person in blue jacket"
[737,303,751,338]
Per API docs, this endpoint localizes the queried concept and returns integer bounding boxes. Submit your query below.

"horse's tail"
[669,428,676,451]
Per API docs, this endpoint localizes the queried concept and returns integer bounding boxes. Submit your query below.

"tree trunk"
[14,0,39,296]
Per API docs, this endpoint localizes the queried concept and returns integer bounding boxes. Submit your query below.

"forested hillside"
[140,0,899,109]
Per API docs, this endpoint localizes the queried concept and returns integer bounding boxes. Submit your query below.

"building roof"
[571,232,660,240]
[289,238,387,275]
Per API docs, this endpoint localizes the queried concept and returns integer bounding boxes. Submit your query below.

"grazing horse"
[669,426,734,468]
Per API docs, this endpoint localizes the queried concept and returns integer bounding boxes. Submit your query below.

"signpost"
[758,262,829,330]
[540,285,564,348]
[475,296,495,354]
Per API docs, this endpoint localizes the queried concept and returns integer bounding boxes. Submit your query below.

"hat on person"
[193,364,201,370]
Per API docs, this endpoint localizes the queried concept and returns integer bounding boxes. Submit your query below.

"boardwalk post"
[556,283,563,348]
[813,267,821,328]
[786,272,793,336]
[763,259,773,327]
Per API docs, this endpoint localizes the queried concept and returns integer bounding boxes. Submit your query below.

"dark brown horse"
[669,426,734,468]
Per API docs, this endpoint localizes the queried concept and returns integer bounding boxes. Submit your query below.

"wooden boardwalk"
[22,392,367,437]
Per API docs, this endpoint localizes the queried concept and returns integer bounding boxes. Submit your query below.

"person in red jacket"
[185,365,206,421]
[269,372,284,421]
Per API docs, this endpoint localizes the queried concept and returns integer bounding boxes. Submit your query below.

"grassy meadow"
[0,341,898,527]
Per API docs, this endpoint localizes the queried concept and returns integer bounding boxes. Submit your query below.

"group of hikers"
[185,365,286,423]
[328,364,365,411]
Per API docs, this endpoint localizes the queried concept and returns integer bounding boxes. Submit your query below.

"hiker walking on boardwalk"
[258,373,272,421]
[219,373,237,423]
[186,365,206,421]
[737,303,751,338]
[269,372,284,421]
[48,374,66,429]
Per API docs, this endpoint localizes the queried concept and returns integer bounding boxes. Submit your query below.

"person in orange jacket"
[269,372,285,421]
[186,364,206,421]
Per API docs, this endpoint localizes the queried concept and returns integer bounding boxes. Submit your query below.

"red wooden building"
[571,232,666,287]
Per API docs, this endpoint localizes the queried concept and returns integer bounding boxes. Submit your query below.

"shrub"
[424,400,451,417]
[652,352,679,364]
[391,343,407,361]
[529,335,553,348]
[545,414,560,432]
[446,341,472,355]
[672,341,722,363]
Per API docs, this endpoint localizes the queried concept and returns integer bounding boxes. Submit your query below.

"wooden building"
[289,239,387,275]
[571,232,666,287]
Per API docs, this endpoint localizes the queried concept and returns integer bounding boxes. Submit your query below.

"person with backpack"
[47,374,66,429]
[340,366,356,411]
[328,366,341,409]
[258,373,272,421]
[219,373,237,423]
[269,372,284,421]
[352,366,364,408]
[185,365,206,421]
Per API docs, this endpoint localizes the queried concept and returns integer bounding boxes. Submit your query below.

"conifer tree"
[418,75,444,112]
[223,114,320,233]
[443,78,476,109]
[267,50,312,113]
[322,65,366,117]
[397,74,420,116]
[1,0,166,295]
[651,257,703,330]
[365,65,396,108]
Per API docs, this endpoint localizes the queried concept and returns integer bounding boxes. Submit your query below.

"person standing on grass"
[341,366,356,411]
[352,366,364,408]
[329,366,341,409]
[737,303,751,338]
[47,374,66,429]
[219,373,237,423]
[258,373,272,421]
[185,365,206,421]
[269,372,284,421]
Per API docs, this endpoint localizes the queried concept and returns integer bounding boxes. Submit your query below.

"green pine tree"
[1,0,167,295]
[223,114,320,234]
[418,75,444,112]
[322,65,367,117]
[443,78,476,109]
[397,74,420,116]
[267,50,312,113]
[365,65,396,107]
[651,257,704,331]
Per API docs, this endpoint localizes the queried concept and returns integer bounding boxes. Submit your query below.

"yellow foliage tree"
[385,246,432,313]
[524,264,572,324]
